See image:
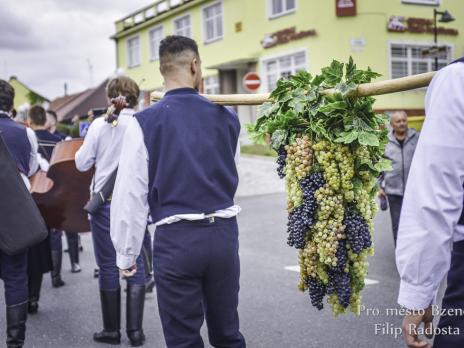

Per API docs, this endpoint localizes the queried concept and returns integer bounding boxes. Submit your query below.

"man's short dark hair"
[159,36,200,74]
[28,105,47,126]
[0,79,15,112]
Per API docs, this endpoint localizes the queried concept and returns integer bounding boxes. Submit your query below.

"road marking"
[284,265,379,285]
[284,265,300,272]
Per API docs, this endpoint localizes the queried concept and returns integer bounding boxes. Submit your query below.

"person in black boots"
[27,105,59,302]
[66,232,81,273]
[75,76,146,347]
[111,36,246,348]
[0,79,40,347]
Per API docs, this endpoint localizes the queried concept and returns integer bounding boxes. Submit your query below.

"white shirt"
[396,62,464,310]
[75,109,135,193]
[111,118,241,270]
[21,127,39,190]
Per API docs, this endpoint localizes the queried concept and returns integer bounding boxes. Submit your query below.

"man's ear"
[191,58,198,75]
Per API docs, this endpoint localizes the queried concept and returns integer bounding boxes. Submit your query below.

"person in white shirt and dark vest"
[111,36,246,348]
[28,105,82,289]
[397,58,464,348]
[75,76,147,347]
[0,79,39,347]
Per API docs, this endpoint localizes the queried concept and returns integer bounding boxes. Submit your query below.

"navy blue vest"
[35,129,61,161]
[136,88,240,222]
[0,116,31,175]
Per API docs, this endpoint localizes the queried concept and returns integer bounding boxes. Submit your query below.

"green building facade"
[112,0,463,140]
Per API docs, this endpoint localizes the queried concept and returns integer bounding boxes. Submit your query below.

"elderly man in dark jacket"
[379,111,419,246]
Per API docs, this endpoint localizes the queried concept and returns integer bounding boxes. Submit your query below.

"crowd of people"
[0,35,245,348]
[1,34,464,348]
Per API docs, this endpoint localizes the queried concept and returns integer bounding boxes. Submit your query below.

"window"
[127,36,140,68]
[264,51,306,91]
[269,0,296,18]
[149,26,163,61]
[174,15,191,38]
[203,2,223,43]
[204,75,220,94]
[390,43,452,78]
[401,0,440,5]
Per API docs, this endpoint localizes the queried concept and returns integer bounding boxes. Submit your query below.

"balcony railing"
[115,0,194,33]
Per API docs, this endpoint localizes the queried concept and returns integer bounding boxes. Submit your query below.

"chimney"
[64,83,68,96]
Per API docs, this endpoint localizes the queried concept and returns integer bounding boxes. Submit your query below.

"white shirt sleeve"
[26,128,39,176]
[75,120,99,172]
[110,118,149,270]
[396,63,464,310]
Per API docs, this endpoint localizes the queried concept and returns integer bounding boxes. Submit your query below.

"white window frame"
[204,75,220,94]
[149,25,164,61]
[202,1,224,44]
[127,35,141,68]
[388,41,453,79]
[268,0,297,19]
[260,48,308,92]
[401,0,440,5]
[174,14,192,38]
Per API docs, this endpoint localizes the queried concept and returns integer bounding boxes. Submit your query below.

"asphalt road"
[0,193,437,348]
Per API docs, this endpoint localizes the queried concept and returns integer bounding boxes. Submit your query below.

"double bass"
[30,97,128,232]
[30,139,93,232]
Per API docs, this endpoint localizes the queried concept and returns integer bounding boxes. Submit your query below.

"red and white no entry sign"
[243,72,261,92]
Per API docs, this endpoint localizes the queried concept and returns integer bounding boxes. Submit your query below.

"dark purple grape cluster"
[305,277,326,310]
[334,238,348,271]
[344,209,372,254]
[327,269,352,309]
[287,172,325,249]
[276,146,287,179]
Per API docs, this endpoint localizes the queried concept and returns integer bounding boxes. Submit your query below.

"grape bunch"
[305,277,326,310]
[276,146,287,179]
[287,172,325,249]
[285,136,313,180]
[344,209,372,254]
[327,269,351,309]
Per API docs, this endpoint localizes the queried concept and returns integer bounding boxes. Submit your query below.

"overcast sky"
[1,0,152,100]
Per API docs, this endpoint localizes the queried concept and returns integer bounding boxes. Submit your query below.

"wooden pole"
[150,71,436,106]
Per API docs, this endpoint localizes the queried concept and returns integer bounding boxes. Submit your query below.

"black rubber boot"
[126,285,146,347]
[6,301,27,348]
[50,250,65,288]
[93,289,121,345]
[66,233,81,273]
[28,273,42,314]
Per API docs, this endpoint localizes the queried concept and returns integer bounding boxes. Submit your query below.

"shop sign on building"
[336,0,356,17]
[261,27,317,49]
[387,16,458,36]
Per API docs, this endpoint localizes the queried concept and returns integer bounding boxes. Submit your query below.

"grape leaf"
[321,60,344,86]
[318,101,348,115]
[358,132,379,147]
[374,158,393,172]
[270,129,288,151]
[334,82,357,97]
[334,131,358,144]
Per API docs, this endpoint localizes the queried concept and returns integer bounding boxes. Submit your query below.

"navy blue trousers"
[50,229,79,252]
[0,249,28,306]
[153,217,246,348]
[434,240,464,347]
[90,203,145,290]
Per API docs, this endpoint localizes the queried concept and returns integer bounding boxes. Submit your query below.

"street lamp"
[433,9,455,71]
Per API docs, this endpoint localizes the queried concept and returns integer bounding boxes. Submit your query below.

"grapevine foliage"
[248,57,392,316]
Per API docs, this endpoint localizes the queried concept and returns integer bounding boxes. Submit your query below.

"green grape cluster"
[285,136,314,210]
